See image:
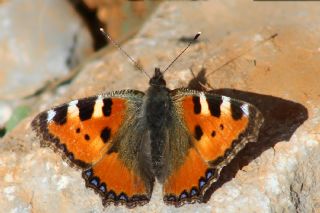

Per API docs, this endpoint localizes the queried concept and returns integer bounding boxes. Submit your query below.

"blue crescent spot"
[180,193,187,199]
[199,179,206,189]
[90,178,99,186]
[190,188,198,196]
[168,196,175,201]
[84,169,92,177]
[119,194,127,201]
[107,191,116,199]
[99,184,106,192]
[206,170,213,180]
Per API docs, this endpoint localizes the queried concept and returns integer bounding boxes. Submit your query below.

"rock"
[0,0,93,100]
[0,102,11,128]
[1,1,319,212]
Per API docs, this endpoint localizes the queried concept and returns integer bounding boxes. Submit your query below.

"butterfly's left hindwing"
[32,90,155,208]
[162,89,263,206]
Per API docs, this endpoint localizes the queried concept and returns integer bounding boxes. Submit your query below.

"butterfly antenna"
[99,28,150,79]
[162,32,201,74]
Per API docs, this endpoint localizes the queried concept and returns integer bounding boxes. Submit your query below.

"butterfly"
[31,32,264,208]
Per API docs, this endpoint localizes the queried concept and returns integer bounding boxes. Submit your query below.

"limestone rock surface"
[0,0,93,100]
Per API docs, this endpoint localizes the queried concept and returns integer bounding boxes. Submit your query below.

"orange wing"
[82,151,152,208]
[163,89,263,206]
[32,90,154,208]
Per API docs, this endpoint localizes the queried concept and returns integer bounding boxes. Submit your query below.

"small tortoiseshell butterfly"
[32,31,264,208]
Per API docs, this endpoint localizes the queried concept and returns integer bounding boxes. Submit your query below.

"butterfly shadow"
[187,68,309,202]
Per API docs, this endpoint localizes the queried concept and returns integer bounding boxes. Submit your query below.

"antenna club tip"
[194,32,201,40]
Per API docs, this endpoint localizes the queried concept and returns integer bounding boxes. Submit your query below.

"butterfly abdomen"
[145,70,172,178]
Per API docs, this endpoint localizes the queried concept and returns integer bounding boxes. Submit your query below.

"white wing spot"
[69,100,78,106]
[199,92,210,115]
[221,96,231,113]
[47,110,56,122]
[241,103,250,116]
[68,100,79,118]
[93,95,103,118]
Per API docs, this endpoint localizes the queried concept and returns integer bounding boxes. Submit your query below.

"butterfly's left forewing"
[163,89,263,206]
[32,90,154,208]
[32,91,136,168]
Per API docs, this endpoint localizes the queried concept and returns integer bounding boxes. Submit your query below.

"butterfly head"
[148,32,201,88]
[149,67,166,87]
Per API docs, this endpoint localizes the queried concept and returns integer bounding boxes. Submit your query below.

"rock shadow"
[187,70,309,202]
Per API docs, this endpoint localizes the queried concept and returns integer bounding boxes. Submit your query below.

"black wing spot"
[53,105,68,125]
[100,127,111,143]
[194,125,203,140]
[192,96,201,114]
[76,128,80,133]
[84,134,90,141]
[207,96,222,117]
[77,97,96,121]
[220,124,224,130]
[211,130,216,137]
[231,101,244,120]
[102,98,113,117]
